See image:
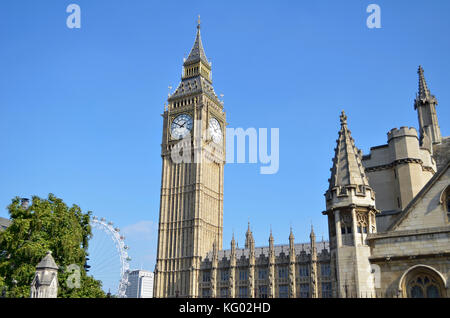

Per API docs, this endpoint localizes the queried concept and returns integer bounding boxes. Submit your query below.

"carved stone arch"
[398,265,447,298]
[439,185,450,206]
[439,184,450,223]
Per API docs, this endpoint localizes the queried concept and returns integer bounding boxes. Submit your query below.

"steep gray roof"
[328,111,369,190]
[0,217,11,231]
[204,241,329,261]
[169,76,220,104]
[36,251,59,270]
[415,65,438,109]
[183,22,210,67]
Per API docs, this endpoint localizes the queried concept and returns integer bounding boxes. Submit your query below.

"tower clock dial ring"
[208,117,223,143]
[171,114,193,140]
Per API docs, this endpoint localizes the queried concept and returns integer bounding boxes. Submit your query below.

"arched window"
[401,266,445,298]
[439,185,450,222]
[446,190,450,222]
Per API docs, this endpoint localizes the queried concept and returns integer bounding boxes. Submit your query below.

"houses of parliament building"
[153,20,450,298]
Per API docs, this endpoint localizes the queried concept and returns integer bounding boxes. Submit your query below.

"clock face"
[208,118,223,143]
[171,114,193,140]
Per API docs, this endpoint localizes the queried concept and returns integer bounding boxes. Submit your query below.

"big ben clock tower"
[154,18,226,298]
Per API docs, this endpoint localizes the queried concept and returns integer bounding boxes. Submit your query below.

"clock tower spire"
[154,18,226,298]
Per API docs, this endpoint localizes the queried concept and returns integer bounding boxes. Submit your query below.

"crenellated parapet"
[387,126,419,141]
[362,124,437,216]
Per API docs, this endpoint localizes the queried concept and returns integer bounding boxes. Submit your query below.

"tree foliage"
[0,194,105,298]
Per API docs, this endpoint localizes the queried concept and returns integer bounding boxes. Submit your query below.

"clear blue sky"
[1,0,449,292]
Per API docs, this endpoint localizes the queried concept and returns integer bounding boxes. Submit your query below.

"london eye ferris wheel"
[88,216,131,297]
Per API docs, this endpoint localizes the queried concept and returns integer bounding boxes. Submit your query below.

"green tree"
[0,194,105,298]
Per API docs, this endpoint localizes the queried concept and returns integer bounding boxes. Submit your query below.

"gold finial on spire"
[197,14,201,29]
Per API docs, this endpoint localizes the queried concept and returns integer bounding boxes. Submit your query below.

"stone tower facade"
[30,251,58,298]
[323,111,379,298]
[154,19,226,298]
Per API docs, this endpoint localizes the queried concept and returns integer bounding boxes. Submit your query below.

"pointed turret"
[329,111,370,189]
[325,111,375,210]
[288,227,295,261]
[309,225,316,246]
[418,66,431,100]
[269,228,274,248]
[184,15,210,68]
[289,226,294,241]
[231,233,236,255]
[245,222,253,249]
[36,251,59,270]
[289,227,295,252]
[414,66,441,144]
[30,251,58,298]
[309,225,318,298]
[288,227,296,298]
[268,229,275,298]
[323,111,379,298]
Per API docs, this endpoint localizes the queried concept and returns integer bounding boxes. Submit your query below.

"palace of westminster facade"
[153,21,450,298]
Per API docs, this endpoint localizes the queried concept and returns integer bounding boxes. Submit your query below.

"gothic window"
[220,287,228,298]
[258,286,268,298]
[340,212,353,236]
[403,267,445,298]
[258,268,268,280]
[278,266,288,279]
[299,283,309,298]
[202,288,211,298]
[299,265,309,277]
[321,263,331,277]
[407,274,442,298]
[238,286,248,297]
[202,271,211,282]
[321,282,332,298]
[239,269,248,281]
[341,226,352,234]
[279,285,288,298]
[356,212,368,231]
[221,269,229,281]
